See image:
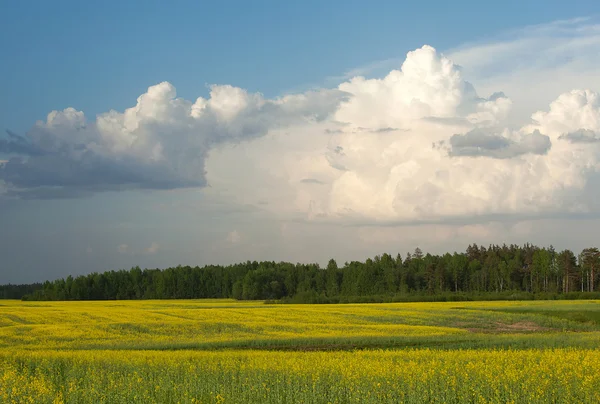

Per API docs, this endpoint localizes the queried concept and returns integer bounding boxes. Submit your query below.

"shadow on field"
[75,331,600,353]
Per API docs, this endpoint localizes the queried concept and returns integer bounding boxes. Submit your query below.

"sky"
[2,1,600,284]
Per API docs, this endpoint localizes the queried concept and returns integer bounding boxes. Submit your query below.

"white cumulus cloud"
[334,45,511,130]
[0,82,344,199]
[206,44,600,225]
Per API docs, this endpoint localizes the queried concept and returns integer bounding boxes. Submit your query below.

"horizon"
[0,241,583,286]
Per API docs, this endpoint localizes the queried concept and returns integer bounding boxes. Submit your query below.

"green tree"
[581,248,600,292]
[558,249,577,293]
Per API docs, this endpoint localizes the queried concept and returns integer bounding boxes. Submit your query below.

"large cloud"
[206,46,600,224]
[0,82,345,198]
[5,41,600,227]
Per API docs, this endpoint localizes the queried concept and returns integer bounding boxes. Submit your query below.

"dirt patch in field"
[467,321,551,333]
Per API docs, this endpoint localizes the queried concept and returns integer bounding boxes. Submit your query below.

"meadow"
[2,299,600,403]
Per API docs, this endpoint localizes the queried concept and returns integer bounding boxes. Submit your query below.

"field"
[2,300,600,403]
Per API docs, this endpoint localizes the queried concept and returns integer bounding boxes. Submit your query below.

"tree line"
[5,243,600,302]
[0,283,42,299]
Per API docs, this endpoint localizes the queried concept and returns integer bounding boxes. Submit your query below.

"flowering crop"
[1,299,600,403]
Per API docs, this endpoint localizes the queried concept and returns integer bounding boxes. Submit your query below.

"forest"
[4,243,600,302]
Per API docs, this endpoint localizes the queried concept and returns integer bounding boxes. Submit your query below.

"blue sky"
[2,1,600,283]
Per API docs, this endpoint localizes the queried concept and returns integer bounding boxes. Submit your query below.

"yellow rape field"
[2,299,600,403]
